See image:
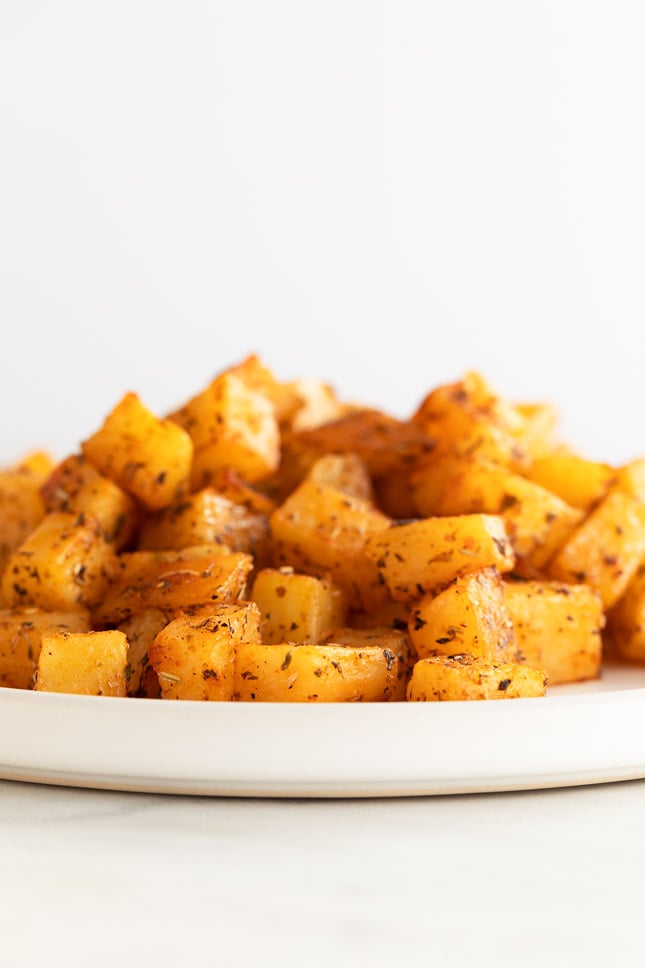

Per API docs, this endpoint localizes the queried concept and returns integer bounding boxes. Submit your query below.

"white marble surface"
[1,777,641,967]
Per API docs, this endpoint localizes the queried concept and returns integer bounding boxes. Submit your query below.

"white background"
[1,1,644,464]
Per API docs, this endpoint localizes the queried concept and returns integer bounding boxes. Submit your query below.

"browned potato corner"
[138,488,270,562]
[82,392,193,510]
[0,608,91,689]
[407,653,547,701]
[409,567,515,664]
[1,511,114,612]
[270,478,391,610]
[234,641,402,702]
[364,514,514,602]
[34,629,128,697]
[149,602,261,700]
[504,579,603,684]
[251,568,346,644]
[94,548,253,625]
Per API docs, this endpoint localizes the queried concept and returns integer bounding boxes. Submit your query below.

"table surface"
[1,777,641,968]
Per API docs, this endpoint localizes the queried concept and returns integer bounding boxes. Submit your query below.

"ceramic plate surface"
[2,663,645,797]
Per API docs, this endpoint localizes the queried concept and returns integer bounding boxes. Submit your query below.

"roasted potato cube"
[364,514,515,602]
[34,630,128,697]
[225,353,298,424]
[415,456,583,570]
[524,454,616,511]
[171,373,280,486]
[0,608,91,689]
[42,454,137,548]
[0,470,47,573]
[617,459,645,503]
[324,626,414,699]
[409,568,515,662]
[94,549,253,625]
[306,453,374,503]
[251,568,346,644]
[348,598,411,632]
[283,378,347,432]
[270,479,391,609]
[234,642,401,702]
[512,403,559,460]
[1,511,113,611]
[413,371,522,429]
[407,653,547,701]
[412,372,527,467]
[410,455,466,517]
[372,469,417,520]
[149,603,261,700]
[549,487,645,608]
[138,489,270,561]
[504,580,603,683]
[202,467,277,517]
[82,392,193,510]
[12,451,56,476]
[118,608,168,695]
[281,409,434,480]
[606,565,645,662]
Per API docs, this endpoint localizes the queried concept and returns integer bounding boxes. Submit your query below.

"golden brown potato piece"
[348,598,411,633]
[616,459,645,503]
[225,353,298,424]
[270,478,391,609]
[234,642,402,702]
[606,565,645,662]
[281,409,435,480]
[149,603,261,700]
[412,372,527,468]
[372,469,417,520]
[409,568,515,663]
[94,549,253,625]
[512,403,559,461]
[0,465,49,572]
[524,454,616,511]
[203,467,277,517]
[34,630,128,697]
[364,514,515,602]
[42,454,138,548]
[251,568,346,644]
[407,653,547,701]
[409,455,465,517]
[11,451,56,476]
[82,392,193,510]
[283,378,347,432]
[413,456,583,570]
[324,626,414,699]
[1,511,113,612]
[504,580,603,684]
[170,372,280,487]
[0,608,91,689]
[305,453,374,504]
[549,487,645,608]
[138,489,270,561]
[415,371,522,430]
[117,608,168,696]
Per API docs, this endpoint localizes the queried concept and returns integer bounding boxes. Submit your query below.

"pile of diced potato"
[1,359,644,702]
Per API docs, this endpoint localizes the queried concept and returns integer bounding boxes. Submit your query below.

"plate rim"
[3,663,645,797]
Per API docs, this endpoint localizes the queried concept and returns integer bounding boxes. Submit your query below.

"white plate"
[2,662,645,797]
